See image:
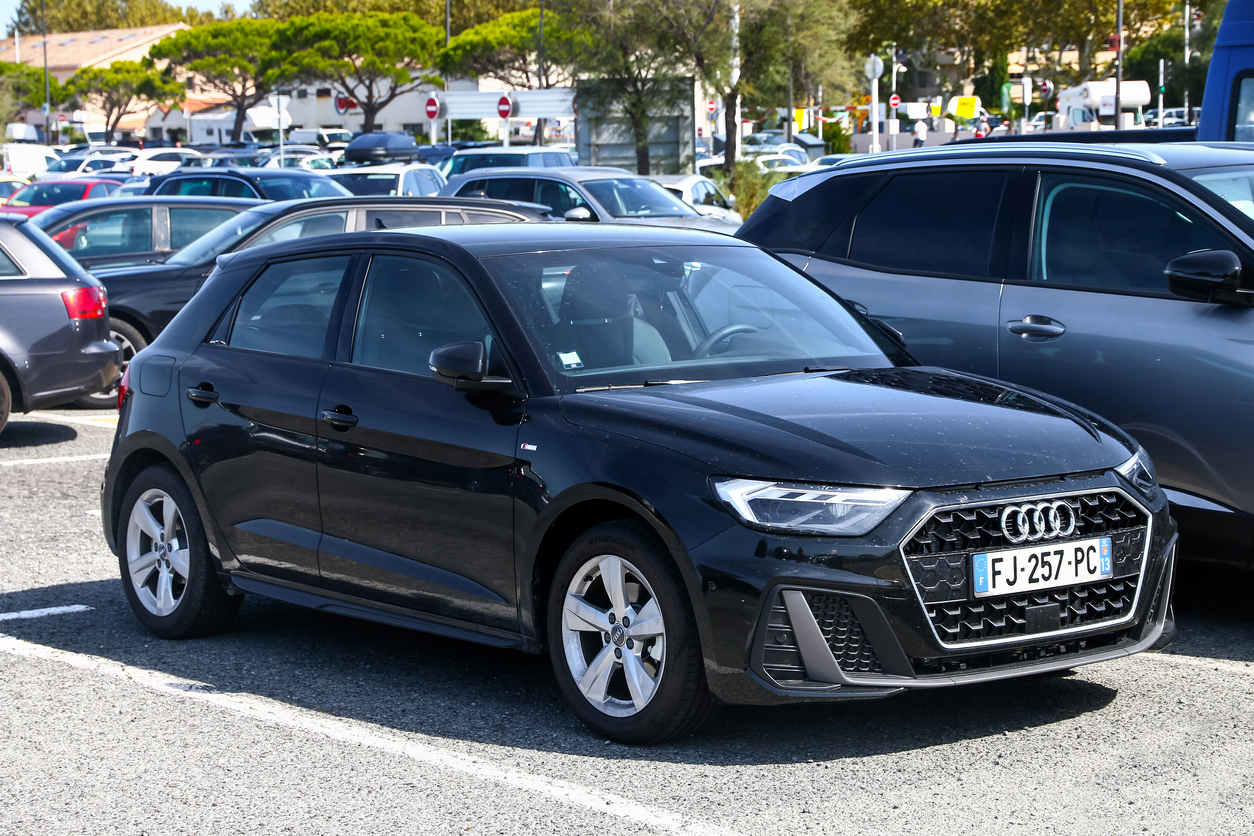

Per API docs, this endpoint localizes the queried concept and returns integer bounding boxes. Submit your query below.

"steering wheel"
[692,323,760,358]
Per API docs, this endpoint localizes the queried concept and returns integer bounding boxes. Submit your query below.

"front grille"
[759,591,881,684]
[902,491,1150,645]
[912,629,1130,676]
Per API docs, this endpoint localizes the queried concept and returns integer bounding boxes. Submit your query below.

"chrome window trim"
[897,485,1153,652]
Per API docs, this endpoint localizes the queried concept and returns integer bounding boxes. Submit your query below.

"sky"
[0,0,224,39]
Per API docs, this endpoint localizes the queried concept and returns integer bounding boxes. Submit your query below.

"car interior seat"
[556,263,671,368]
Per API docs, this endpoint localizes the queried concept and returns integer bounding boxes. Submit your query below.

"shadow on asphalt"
[0,578,1134,763]
[0,420,77,448]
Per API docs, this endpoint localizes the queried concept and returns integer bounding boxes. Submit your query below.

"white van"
[1,143,60,179]
[1056,80,1151,130]
[287,128,354,149]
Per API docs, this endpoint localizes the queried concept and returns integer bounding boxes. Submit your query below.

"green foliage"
[451,119,491,141]
[820,118,850,153]
[971,52,1008,108]
[0,60,63,115]
[149,19,304,142]
[278,12,443,132]
[70,60,184,142]
[706,159,785,219]
[1124,1,1224,108]
[8,0,227,36]
[439,8,585,89]
[251,0,526,35]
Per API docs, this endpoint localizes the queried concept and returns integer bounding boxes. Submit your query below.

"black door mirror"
[1166,250,1253,306]
[428,341,512,391]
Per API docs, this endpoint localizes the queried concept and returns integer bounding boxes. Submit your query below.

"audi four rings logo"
[1000,501,1077,544]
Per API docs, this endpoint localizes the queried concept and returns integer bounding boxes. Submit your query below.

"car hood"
[92,261,188,281]
[607,215,741,233]
[560,367,1135,489]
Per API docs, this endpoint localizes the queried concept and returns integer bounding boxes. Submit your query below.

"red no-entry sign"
[425,96,440,119]
[498,95,514,119]
[707,99,716,114]
[889,94,901,109]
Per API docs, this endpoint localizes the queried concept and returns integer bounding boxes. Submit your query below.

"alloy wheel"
[125,488,190,617]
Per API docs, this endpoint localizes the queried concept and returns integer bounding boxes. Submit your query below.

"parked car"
[327,162,447,196]
[263,152,338,171]
[35,155,120,181]
[115,168,352,201]
[187,150,269,168]
[0,174,28,203]
[287,128,354,150]
[737,141,1254,564]
[126,148,204,176]
[102,223,1175,745]
[1,143,60,179]
[31,196,264,270]
[0,214,121,428]
[647,174,742,224]
[445,145,576,177]
[4,179,119,217]
[87,195,553,403]
[441,167,741,233]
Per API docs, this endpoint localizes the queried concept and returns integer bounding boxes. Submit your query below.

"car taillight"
[61,286,107,319]
[117,366,130,411]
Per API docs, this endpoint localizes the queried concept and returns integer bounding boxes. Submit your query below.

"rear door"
[179,252,359,584]
[801,166,1019,377]
[42,206,158,270]
[999,166,1254,516]
[314,251,523,628]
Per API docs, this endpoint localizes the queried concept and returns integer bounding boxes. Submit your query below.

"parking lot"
[0,407,1251,835]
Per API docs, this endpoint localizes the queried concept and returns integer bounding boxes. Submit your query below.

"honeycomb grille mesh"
[759,591,881,684]
[929,577,1140,643]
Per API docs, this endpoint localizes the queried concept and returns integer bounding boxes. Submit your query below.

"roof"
[381,222,754,257]
[452,146,557,156]
[446,166,633,185]
[0,24,189,73]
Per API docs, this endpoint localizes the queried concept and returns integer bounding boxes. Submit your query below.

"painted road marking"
[0,634,741,836]
[25,411,119,428]
[0,453,110,467]
[0,605,94,622]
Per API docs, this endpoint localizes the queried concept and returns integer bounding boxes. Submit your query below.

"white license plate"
[972,536,1113,598]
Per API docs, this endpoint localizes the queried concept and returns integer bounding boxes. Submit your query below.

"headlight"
[711,477,910,536]
[1115,448,1159,501]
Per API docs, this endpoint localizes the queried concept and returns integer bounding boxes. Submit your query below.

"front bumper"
[690,472,1177,706]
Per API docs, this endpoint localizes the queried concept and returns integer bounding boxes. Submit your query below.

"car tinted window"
[352,254,495,377]
[463,210,515,224]
[8,182,91,207]
[582,179,699,217]
[535,180,588,215]
[459,177,535,203]
[0,181,21,199]
[328,172,399,195]
[167,210,272,266]
[150,153,182,162]
[169,207,239,249]
[249,211,348,248]
[45,208,153,258]
[87,184,116,199]
[737,172,882,254]
[228,255,351,358]
[1030,171,1232,293]
[364,209,443,229]
[0,247,21,276]
[217,178,260,198]
[447,153,527,175]
[257,175,351,200]
[157,177,215,197]
[846,170,1006,277]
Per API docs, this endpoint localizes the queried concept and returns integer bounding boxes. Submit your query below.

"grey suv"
[738,142,1254,563]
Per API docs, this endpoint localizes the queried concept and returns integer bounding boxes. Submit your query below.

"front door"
[999,167,1254,514]
[316,252,523,629]
[179,253,358,584]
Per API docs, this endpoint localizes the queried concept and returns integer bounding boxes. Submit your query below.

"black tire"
[0,372,10,435]
[547,520,715,744]
[75,318,146,409]
[118,463,240,639]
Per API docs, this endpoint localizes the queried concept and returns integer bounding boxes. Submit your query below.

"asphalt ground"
[0,408,1251,835]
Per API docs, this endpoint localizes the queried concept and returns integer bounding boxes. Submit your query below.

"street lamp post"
[41,0,50,143]
[1184,1,1191,124]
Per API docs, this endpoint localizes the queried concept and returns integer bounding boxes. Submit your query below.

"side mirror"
[429,341,512,392]
[564,206,594,222]
[1165,250,1252,306]
[724,193,737,209]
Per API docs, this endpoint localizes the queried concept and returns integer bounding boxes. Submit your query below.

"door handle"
[185,386,219,405]
[320,408,358,430]
[1007,315,1066,340]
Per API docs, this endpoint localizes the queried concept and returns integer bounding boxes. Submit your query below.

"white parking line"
[25,411,119,428]
[0,605,94,622]
[0,453,110,467]
[0,634,740,836]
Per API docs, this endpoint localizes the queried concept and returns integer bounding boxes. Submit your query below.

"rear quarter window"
[736,172,882,254]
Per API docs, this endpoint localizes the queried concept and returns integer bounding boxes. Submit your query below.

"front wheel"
[118,464,240,638]
[548,521,714,744]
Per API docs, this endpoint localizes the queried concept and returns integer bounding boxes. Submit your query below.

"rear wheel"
[75,319,145,408]
[118,464,240,638]
[548,520,714,744]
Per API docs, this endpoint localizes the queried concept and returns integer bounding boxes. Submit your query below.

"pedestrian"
[974,116,990,138]
[912,118,927,148]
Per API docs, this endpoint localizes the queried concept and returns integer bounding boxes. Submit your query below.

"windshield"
[481,245,905,392]
[45,159,82,173]
[9,182,88,207]
[325,131,352,143]
[255,176,351,200]
[581,179,699,218]
[167,209,272,265]
[447,153,527,176]
[1183,166,1254,224]
[327,172,399,195]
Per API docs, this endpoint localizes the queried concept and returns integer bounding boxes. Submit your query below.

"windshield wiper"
[575,379,707,393]
[758,366,850,379]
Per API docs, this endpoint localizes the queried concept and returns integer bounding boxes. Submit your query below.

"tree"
[252,0,526,35]
[149,19,305,142]
[279,12,442,133]
[8,0,224,36]
[69,60,183,142]
[439,8,583,90]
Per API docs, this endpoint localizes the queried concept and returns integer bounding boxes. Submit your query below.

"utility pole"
[731,3,741,164]
[535,0,546,145]
[1184,1,1191,124]
[41,0,50,143]
[1115,0,1124,128]
[890,41,897,151]
[444,0,451,143]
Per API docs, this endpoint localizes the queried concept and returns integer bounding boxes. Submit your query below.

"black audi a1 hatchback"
[102,225,1177,744]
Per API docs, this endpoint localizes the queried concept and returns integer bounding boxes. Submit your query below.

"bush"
[707,160,788,220]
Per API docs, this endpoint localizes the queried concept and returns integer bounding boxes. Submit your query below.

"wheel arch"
[105,307,155,344]
[0,349,24,413]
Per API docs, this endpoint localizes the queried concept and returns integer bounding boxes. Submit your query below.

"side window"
[218,178,259,198]
[249,211,348,247]
[542,153,566,167]
[1030,171,1233,293]
[0,247,22,276]
[169,207,238,249]
[157,177,213,196]
[228,255,352,358]
[1232,75,1254,141]
[401,171,421,196]
[351,254,495,377]
[463,210,514,224]
[460,177,534,203]
[535,180,588,215]
[740,171,882,254]
[87,184,116,199]
[86,159,111,171]
[150,153,181,163]
[45,208,154,257]
[846,170,1007,277]
[364,209,443,229]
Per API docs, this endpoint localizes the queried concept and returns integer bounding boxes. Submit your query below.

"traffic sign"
[707,99,717,115]
[1039,79,1055,100]
[888,94,901,109]
[425,96,440,120]
[497,95,514,119]
[335,96,357,114]
[864,55,884,80]
[58,113,66,123]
